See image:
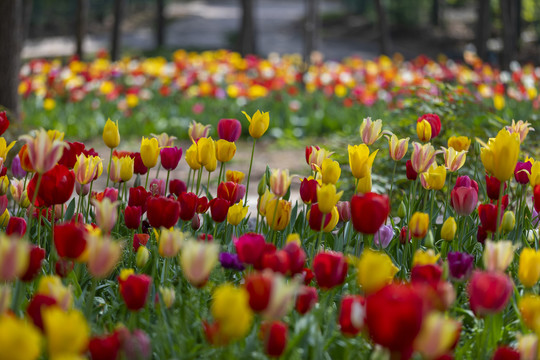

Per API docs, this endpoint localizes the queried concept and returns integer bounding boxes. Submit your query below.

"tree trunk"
[76,0,89,59]
[156,0,165,48]
[374,0,391,55]
[111,0,125,61]
[239,0,256,55]
[476,0,491,61]
[0,0,23,120]
[22,0,33,42]
[499,0,519,69]
[303,0,320,64]
[431,0,440,26]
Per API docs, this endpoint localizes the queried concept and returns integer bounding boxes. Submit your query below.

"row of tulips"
[1,105,540,359]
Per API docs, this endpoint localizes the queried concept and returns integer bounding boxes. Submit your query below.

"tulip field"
[2,49,540,360]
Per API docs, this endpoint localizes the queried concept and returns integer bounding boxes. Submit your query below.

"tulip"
[0,314,42,360]
[209,197,230,223]
[406,159,418,180]
[151,132,177,148]
[518,334,538,360]
[185,143,202,171]
[262,321,288,358]
[53,221,87,259]
[119,155,134,182]
[319,158,341,184]
[178,192,198,221]
[146,196,180,229]
[480,128,520,182]
[295,286,318,315]
[261,272,298,319]
[447,251,474,281]
[26,294,57,331]
[269,169,292,198]
[313,251,348,290]
[0,111,9,135]
[169,179,187,197]
[215,139,236,163]
[441,217,457,241]
[507,119,534,143]
[132,233,149,253]
[350,192,390,235]
[180,239,219,287]
[417,113,441,138]
[245,271,273,312]
[478,203,503,233]
[86,235,122,279]
[219,252,245,271]
[89,332,121,360]
[417,119,432,142]
[108,156,122,183]
[37,275,73,309]
[160,146,182,171]
[124,206,142,230]
[243,110,270,139]
[316,183,343,214]
[218,118,242,142]
[411,264,442,288]
[128,186,150,213]
[6,216,27,237]
[217,181,245,204]
[159,286,176,308]
[226,170,245,183]
[371,224,393,248]
[387,134,409,161]
[118,328,152,360]
[93,197,119,234]
[410,212,429,238]
[299,177,318,204]
[305,145,333,171]
[131,152,148,175]
[27,164,75,207]
[365,283,424,353]
[11,155,26,178]
[412,248,440,266]
[411,142,439,174]
[357,249,398,294]
[535,185,540,213]
[196,195,210,213]
[413,311,461,359]
[227,201,248,226]
[234,233,266,266]
[519,248,540,288]
[420,163,447,191]
[18,144,35,172]
[348,144,378,179]
[55,258,74,278]
[43,307,90,357]
[336,201,351,222]
[501,210,515,232]
[188,120,211,142]
[0,208,9,227]
[468,270,513,316]
[118,269,152,311]
[94,187,119,203]
[73,154,101,185]
[140,137,160,169]
[59,141,87,169]
[448,135,471,151]
[136,246,150,268]
[20,245,45,282]
[0,138,15,166]
[149,178,166,196]
[515,160,533,184]
[158,228,183,258]
[359,117,383,145]
[308,204,339,232]
[261,250,290,275]
[102,119,120,148]
[442,146,467,172]
[485,175,506,200]
[265,199,291,231]
[451,176,478,216]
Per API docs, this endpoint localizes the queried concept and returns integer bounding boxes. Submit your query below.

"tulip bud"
[191,214,201,230]
[417,119,432,142]
[441,217,457,241]
[502,211,515,232]
[400,226,411,244]
[159,286,176,309]
[397,201,406,219]
[20,191,30,208]
[0,209,10,227]
[103,119,120,149]
[424,230,435,249]
[136,246,150,268]
[336,201,351,222]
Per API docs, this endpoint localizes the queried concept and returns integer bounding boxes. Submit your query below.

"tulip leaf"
[65,198,76,221]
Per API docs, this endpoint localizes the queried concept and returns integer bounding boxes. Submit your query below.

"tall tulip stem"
[28,172,43,234]
[145,171,150,190]
[85,277,98,321]
[165,170,171,195]
[495,181,505,241]
[86,180,94,222]
[244,139,257,206]
[106,148,113,188]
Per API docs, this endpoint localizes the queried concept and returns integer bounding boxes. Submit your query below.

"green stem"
[105,148,113,188]
[217,162,225,185]
[144,170,150,190]
[85,277,98,321]
[186,168,192,191]
[165,170,171,195]
[195,168,203,196]
[161,257,169,285]
[28,172,43,233]
[206,170,211,193]
[495,181,505,241]
[244,139,257,205]
[86,180,94,222]
[387,161,397,223]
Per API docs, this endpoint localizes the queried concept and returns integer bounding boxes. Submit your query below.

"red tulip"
[119,273,152,311]
[196,196,210,213]
[350,192,390,234]
[313,251,348,290]
[261,250,290,275]
[178,192,198,221]
[26,294,57,331]
[261,321,288,358]
[245,272,272,312]
[209,198,230,223]
[169,179,187,197]
[54,221,87,259]
[451,176,478,216]
[467,271,513,317]
[0,111,10,135]
[129,186,150,213]
[366,284,424,354]
[146,196,180,229]
[406,160,418,181]
[28,164,75,207]
[21,245,45,282]
[282,241,306,275]
[411,264,443,288]
[217,181,245,204]
[6,216,27,237]
[417,113,441,138]
[124,206,142,230]
[58,141,85,169]
[133,233,150,252]
[131,152,148,175]
[492,346,520,360]
[299,178,318,204]
[485,175,506,201]
[89,332,121,360]
[55,258,74,277]
[302,268,314,285]
[308,203,336,231]
[478,203,502,233]
[235,233,266,266]
[217,118,242,142]
[534,185,540,213]
[400,226,411,244]
[254,243,277,270]
[339,295,366,336]
[160,146,183,171]
[295,286,318,315]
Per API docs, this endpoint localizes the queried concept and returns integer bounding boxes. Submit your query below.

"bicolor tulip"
[269,169,292,198]
[18,144,35,172]
[448,135,471,151]
[102,119,120,148]
[348,144,378,179]
[180,239,219,287]
[217,118,242,142]
[387,134,409,161]
[359,117,384,145]
[350,192,390,235]
[336,201,351,222]
[313,251,348,290]
[480,128,520,182]
[265,199,291,231]
[118,269,152,311]
[93,197,119,233]
[140,137,160,169]
[357,249,398,294]
[86,235,122,279]
[468,270,513,316]
[411,142,439,174]
[413,311,461,359]
[442,146,467,172]
[36,275,73,309]
[417,113,441,138]
[243,110,269,139]
[108,156,122,183]
[151,132,177,148]
[158,228,184,258]
[483,240,514,273]
[159,286,176,309]
[188,120,211,142]
[305,145,333,171]
[507,119,534,143]
[217,181,245,204]
[409,212,429,238]
[215,139,236,163]
[0,235,29,282]
[308,204,339,232]
[74,154,101,185]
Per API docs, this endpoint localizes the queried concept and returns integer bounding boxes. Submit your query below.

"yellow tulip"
[140,137,160,169]
[185,143,201,170]
[196,137,215,167]
[211,284,253,343]
[226,170,245,183]
[215,139,237,163]
[410,212,429,238]
[73,154,101,185]
[320,158,341,184]
[0,176,9,196]
[448,136,471,152]
[119,156,134,182]
[136,246,150,268]
[479,128,520,182]
[348,144,378,179]
[242,110,270,139]
[417,119,432,142]
[357,249,398,294]
[412,249,440,266]
[519,294,540,333]
[159,286,176,309]
[258,189,276,216]
[0,315,42,360]
[102,119,120,149]
[37,275,73,309]
[529,161,540,187]
[519,248,540,288]
[227,201,248,226]
[265,199,292,231]
[47,129,64,142]
[316,183,343,214]
[43,307,89,358]
[0,137,16,160]
[501,211,515,232]
[441,217,457,241]
[356,171,372,194]
[420,163,446,190]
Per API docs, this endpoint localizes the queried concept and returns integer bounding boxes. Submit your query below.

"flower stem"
[85,277,98,321]
[105,148,113,188]
[495,181,505,241]
[244,139,257,206]
[144,170,150,190]
[86,180,94,222]
[165,170,170,195]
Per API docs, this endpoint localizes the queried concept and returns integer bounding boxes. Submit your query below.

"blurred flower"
[93,197,119,233]
[19,128,65,174]
[313,251,348,290]
[11,154,26,178]
[261,321,288,358]
[295,286,318,315]
[373,224,394,248]
[413,311,461,359]
[507,119,534,143]
[118,269,152,311]
[159,286,176,309]
[43,307,89,358]
[0,315,42,360]
[54,221,87,260]
[357,249,398,294]
[413,249,440,266]
[484,240,514,272]
[151,132,177,147]
[519,248,540,288]
[188,120,211,142]
[0,234,29,281]
[158,228,184,258]
[180,239,219,287]
[219,252,245,271]
[448,135,471,151]
[338,295,365,336]
[86,235,122,279]
[468,270,513,316]
[447,251,474,281]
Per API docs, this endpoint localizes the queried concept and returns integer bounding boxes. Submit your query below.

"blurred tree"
[111,0,125,61]
[303,0,320,64]
[374,0,391,55]
[76,0,89,59]
[0,0,23,120]
[499,0,521,68]
[239,0,256,55]
[476,0,491,61]
[156,0,165,48]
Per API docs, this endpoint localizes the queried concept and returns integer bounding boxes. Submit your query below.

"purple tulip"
[373,224,394,249]
[219,252,245,271]
[11,155,26,178]
[447,251,474,281]
[515,161,532,184]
